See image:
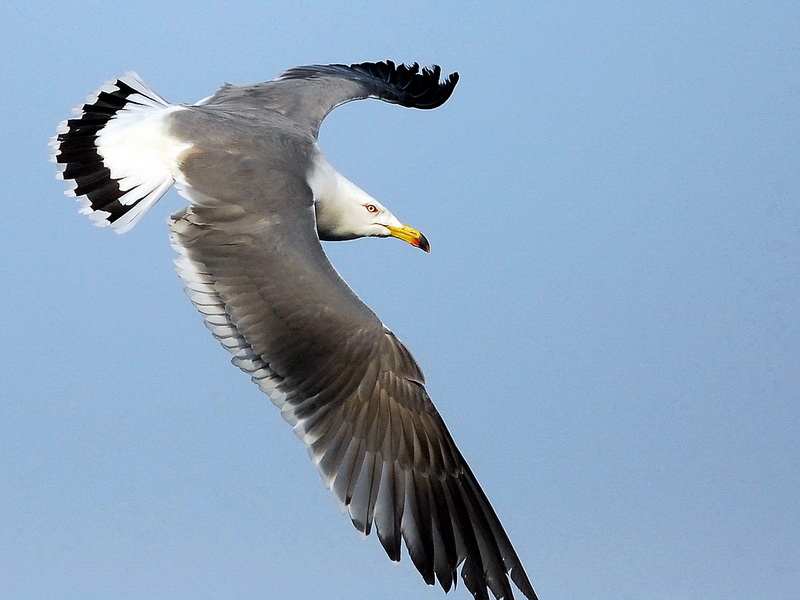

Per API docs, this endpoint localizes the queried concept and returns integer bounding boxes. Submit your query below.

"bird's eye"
[365,204,379,214]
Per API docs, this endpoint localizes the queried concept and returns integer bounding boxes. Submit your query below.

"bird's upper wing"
[201,61,459,138]
[167,143,535,600]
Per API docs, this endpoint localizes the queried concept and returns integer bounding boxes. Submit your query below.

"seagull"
[51,61,539,600]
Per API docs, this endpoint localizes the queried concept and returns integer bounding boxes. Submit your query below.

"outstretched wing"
[167,151,535,600]
[201,60,459,138]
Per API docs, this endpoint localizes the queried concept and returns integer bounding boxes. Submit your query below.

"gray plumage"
[52,61,538,600]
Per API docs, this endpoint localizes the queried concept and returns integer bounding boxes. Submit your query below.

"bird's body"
[52,62,538,600]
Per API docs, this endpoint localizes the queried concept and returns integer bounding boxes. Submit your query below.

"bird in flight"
[51,61,539,600]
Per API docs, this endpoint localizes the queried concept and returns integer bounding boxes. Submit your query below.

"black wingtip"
[349,60,459,109]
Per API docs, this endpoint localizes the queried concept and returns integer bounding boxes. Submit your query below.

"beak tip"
[417,234,431,253]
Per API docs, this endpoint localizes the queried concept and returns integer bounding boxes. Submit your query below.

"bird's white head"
[309,154,430,251]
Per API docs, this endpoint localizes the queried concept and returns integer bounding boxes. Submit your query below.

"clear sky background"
[2,2,798,599]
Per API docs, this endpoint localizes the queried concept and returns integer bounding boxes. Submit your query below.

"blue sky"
[2,2,798,599]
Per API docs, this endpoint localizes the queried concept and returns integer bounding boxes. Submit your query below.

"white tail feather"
[52,72,189,233]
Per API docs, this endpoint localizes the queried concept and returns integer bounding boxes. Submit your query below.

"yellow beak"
[385,224,430,252]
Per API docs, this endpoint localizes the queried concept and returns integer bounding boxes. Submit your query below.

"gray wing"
[201,61,459,138]
[168,152,536,600]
